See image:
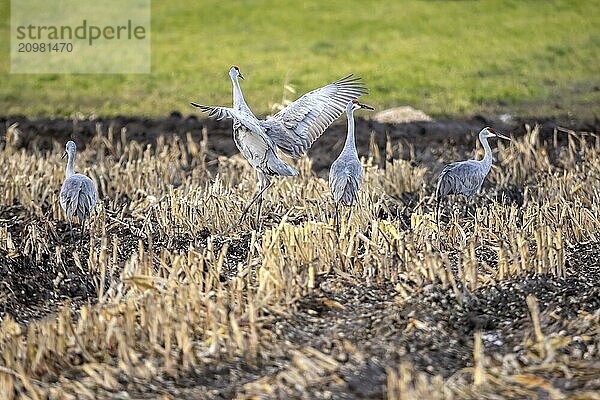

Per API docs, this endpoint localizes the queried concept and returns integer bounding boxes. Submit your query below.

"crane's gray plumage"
[435,127,511,224]
[260,75,367,158]
[60,141,97,241]
[191,66,368,230]
[329,99,373,233]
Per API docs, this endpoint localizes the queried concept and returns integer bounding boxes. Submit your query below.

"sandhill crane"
[435,127,511,225]
[329,99,373,233]
[191,66,367,230]
[60,141,98,242]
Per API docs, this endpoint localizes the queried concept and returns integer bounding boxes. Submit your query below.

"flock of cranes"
[191,67,368,230]
[60,66,510,240]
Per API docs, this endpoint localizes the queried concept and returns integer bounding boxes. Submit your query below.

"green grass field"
[0,0,598,117]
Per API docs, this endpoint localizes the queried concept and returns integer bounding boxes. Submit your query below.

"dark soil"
[2,113,598,175]
[0,204,97,324]
[0,202,249,324]
[266,261,600,398]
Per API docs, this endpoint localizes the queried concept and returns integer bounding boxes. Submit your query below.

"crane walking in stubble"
[435,127,511,227]
[60,141,98,243]
[191,66,367,230]
[329,99,373,233]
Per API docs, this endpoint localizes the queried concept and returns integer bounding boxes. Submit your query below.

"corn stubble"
[0,124,599,399]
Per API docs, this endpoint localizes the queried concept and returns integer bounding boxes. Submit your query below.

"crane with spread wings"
[192,66,368,230]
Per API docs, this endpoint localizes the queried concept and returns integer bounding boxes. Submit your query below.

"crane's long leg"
[465,195,476,218]
[436,196,442,233]
[345,206,353,231]
[334,202,340,235]
[254,174,272,231]
[236,171,271,228]
[68,219,74,243]
[80,218,86,246]
[461,195,470,218]
[238,191,263,222]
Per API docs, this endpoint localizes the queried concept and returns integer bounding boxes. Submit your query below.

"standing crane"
[60,141,98,242]
[435,127,511,226]
[191,66,367,230]
[329,99,373,233]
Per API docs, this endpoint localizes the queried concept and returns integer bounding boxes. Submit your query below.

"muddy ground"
[1,114,599,398]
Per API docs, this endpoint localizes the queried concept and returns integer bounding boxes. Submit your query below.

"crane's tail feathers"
[280,164,299,177]
[270,159,299,176]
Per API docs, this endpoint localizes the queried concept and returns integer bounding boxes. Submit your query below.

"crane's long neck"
[342,109,358,156]
[231,76,247,111]
[479,134,493,171]
[66,151,75,178]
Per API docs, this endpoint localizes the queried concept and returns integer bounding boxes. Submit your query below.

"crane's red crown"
[351,99,359,104]
[487,127,495,133]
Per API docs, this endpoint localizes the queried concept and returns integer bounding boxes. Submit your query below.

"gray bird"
[329,99,373,233]
[435,127,511,225]
[60,141,98,242]
[191,66,367,230]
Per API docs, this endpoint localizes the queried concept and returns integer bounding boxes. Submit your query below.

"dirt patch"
[2,114,598,175]
[0,203,250,324]
[0,204,97,324]
[263,247,600,398]
[372,106,433,124]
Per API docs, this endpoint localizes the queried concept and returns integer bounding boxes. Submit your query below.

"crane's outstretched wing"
[191,103,286,171]
[191,103,266,138]
[191,103,235,121]
[260,75,368,158]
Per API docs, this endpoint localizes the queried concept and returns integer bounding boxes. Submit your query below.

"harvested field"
[0,118,599,399]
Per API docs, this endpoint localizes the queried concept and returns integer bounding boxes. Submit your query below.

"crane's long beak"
[238,73,244,80]
[496,133,511,141]
[61,151,67,159]
[359,103,374,110]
